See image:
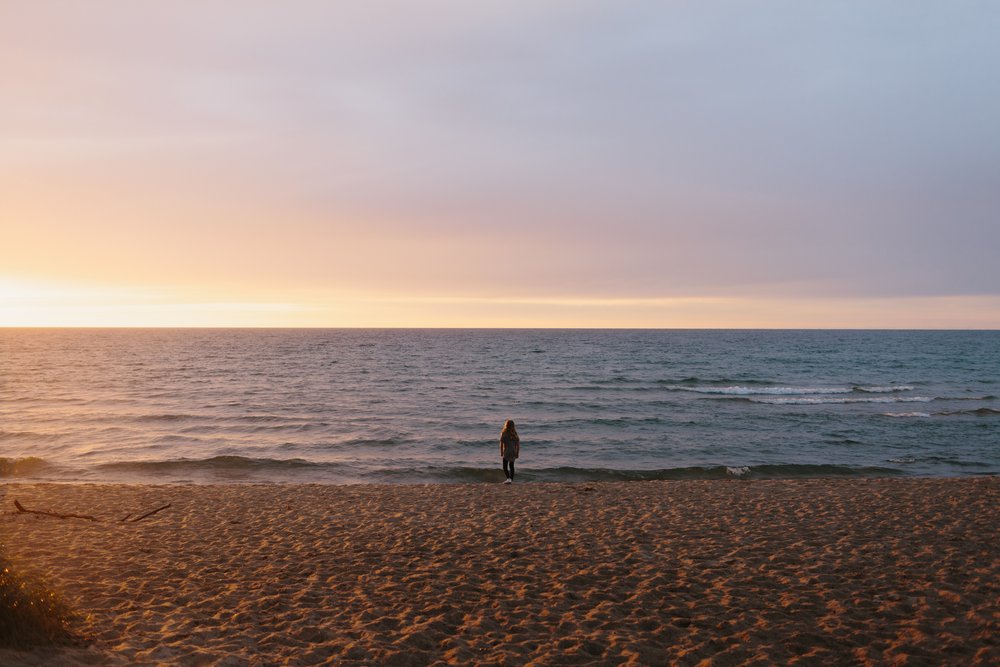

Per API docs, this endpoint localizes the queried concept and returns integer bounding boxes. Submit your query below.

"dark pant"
[503,459,515,480]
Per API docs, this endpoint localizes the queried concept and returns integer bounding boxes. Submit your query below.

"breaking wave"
[364,463,904,483]
[96,455,342,474]
[0,456,52,478]
[1,457,906,483]
[886,455,991,468]
[884,408,1000,418]
[749,396,933,405]
[936,407,1000,417]
[663,384,916,396]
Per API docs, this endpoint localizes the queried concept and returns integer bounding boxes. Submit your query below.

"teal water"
[1,329,997,483]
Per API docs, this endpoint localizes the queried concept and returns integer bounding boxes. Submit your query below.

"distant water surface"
[1,329,997,483]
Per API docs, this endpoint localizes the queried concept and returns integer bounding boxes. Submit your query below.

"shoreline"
[4,471,1000,486]
[2,477,998,665]
[5,453,997,486]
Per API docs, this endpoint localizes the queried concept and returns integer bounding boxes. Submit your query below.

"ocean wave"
[855,386,915,393]
[588,417,665,427]
[246,422,331,434]
[944,395,997,401]
[364,463,903,483]
[664,385,854,395]
[748,396,933,405]
[744,463,904,478]
[657,377,773,387]
[0,457,918,483]
[886,455,990,467]
[135,413,207,422]
[0,429,51,441]
[236,414,301,423]
[96,456,341,473]
[882,408,1000,417]
[0,456,52,477]
[935,407,1000,417]
[663,384,915,396]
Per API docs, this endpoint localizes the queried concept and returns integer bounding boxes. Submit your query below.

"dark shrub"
[0,551,78,648]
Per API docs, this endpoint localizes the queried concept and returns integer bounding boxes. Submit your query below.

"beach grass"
[0,550,78,649]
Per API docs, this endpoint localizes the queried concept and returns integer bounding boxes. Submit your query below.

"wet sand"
[1,477,997,665]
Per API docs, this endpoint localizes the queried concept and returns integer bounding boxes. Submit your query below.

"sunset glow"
[3,276,997,328]
[2,2,998,328]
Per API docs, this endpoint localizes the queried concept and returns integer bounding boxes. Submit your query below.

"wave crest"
[936,407,1000,417]
[750,396,932,405]
[97,456,340,473]
[664,384,916,397]
[0,457,911,483]
[365,463,902,483]
[664,385,853,395]
[0,456,51,477]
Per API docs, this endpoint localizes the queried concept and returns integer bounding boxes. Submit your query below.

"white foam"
[751,396,933,405]
[883,412,932,418]
[726,466,751,478]
[669,384,918,396]
[667,385,852,395]
[857,386,915,393]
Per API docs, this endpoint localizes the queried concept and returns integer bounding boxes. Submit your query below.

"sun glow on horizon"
[0,277,316,327]
[2,276,998,329]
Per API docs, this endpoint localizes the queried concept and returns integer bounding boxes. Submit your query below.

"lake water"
[2,329,997,483]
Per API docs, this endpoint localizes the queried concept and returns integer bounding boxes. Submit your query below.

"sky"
[2,1,999,327]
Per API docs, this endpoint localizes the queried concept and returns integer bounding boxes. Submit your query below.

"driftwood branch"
[14,499,98,522]
[13,499,172,523]
[130,503,171,522]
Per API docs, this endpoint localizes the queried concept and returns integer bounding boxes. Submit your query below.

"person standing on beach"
[500,419,520,484]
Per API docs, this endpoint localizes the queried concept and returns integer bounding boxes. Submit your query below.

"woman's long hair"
[501,419,519,444]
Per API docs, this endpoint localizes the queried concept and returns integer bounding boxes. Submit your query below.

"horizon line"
[2,325,997,332]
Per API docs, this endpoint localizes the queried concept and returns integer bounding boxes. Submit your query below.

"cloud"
[2,1,998,315]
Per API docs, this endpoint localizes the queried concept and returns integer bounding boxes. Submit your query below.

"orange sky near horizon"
[2,3,998,329]
[2,277,998,329]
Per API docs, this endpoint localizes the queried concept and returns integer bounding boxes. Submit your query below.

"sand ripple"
[1,478,998,665]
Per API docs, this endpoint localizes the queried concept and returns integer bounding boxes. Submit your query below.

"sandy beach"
[1,478,997,665]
